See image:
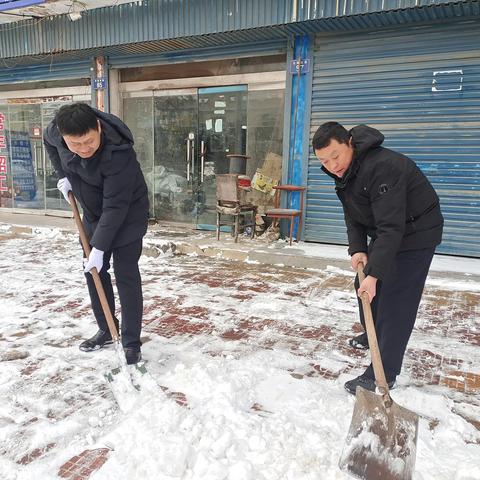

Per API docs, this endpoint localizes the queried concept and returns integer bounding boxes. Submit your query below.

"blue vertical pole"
[286,35,312,241]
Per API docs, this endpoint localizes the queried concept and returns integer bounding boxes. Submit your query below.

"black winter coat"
[322,125,443,280]
[43,108,149,252]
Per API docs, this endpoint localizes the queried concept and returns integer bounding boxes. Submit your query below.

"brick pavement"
[0,228,477,478]
[143,256,480,394]
[58,255,479,478]
[58,448,111,480]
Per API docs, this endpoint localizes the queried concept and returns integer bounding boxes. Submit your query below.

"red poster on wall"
[0,112,7,193]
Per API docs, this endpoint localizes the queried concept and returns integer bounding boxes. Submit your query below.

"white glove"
[83,247,104,274]
[57,177,72,204]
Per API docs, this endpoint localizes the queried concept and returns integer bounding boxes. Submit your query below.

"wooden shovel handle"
[69,192,119,342]
[357,262,391,401]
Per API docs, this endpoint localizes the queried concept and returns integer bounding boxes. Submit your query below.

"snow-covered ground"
[0,227,479,480]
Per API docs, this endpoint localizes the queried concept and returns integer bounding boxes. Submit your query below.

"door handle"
[186,132,195,182]
[200,140,206,183]
[188,132,195,183]
[186,138,191,181]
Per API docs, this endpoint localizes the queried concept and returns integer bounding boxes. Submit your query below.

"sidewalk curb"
[3,221,480,282]
[1,221,348,271]
[172,241,349,271]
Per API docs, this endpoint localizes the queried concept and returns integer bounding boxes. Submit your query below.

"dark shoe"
[124,347,142,365]
[79,330,113,352]
[344,373,396,395]
[348,332,369,350]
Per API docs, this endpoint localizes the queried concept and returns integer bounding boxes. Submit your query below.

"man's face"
[314,138,354,179]
[62,121,101,159]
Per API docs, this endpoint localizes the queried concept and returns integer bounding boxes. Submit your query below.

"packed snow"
[0,227,479,479]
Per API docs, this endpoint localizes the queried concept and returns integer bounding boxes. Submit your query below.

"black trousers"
[355,247,435,382]
[84,238,143,350]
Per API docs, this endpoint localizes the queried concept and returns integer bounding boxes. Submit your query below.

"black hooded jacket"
[322,125,443,280]
[43,108,149,252]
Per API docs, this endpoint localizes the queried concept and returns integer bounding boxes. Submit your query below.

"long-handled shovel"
[69,192,159,410]
[339,263,419,480]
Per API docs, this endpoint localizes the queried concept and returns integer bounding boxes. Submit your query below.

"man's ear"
[97,119,101,133]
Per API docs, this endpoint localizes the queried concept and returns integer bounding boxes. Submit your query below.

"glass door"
[122,85,248,228]
[153,85,247,228]
[153,89,198,223]
[123,90,200,223]
[195,85,247,228]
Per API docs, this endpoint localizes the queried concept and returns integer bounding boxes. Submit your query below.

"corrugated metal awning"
[0,0,479,64]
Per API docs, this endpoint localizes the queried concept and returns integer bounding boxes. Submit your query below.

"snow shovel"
[69,192,159,409]
[339,263,419,480]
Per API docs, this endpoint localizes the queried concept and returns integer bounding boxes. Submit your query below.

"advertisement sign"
[9,130,37,200]
[0,113,7,193]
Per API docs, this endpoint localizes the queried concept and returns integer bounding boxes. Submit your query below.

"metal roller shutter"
[307,21,480,257]
[0,60,91,84]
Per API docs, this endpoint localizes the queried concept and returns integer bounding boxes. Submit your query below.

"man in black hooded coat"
[313,122,443,394]
[43,103,149,365]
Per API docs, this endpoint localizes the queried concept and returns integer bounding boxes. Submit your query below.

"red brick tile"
[17,443,56,465]
[306,364,340,381]
[441,370,480,393]
[160,386,188,407]
[58,448,110,479]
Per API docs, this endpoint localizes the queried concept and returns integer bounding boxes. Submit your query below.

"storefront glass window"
[122,95,154,216]
[0,98,90,213]
[246,88,285,214]
[0,104,12,208]
[7,103,44,210]
[119,52,286,226]
[121,84,285,225]
[42,101,75,211]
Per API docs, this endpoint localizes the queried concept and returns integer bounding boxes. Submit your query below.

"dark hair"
[55,103,98,136]
[312,121,350,150]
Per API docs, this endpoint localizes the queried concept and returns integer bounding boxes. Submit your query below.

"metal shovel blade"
[339,386,419,480]
[103,344,161,412]
[105,362,160,393]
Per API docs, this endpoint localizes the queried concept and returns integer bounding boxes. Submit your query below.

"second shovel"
[339,262,419,480]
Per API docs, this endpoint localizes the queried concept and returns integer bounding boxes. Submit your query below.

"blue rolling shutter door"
[0,61,91,84]
[307,21,480,257]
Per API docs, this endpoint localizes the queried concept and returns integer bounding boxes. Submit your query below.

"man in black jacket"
[312,122,443,394]
[44,103,149,365]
